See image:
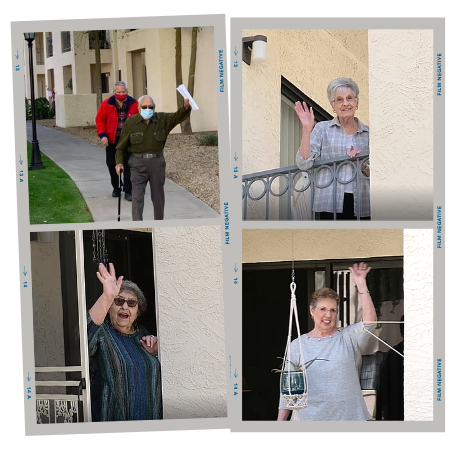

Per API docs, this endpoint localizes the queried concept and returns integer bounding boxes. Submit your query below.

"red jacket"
[95,95,139,143]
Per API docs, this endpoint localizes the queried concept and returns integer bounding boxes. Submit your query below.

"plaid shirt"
[115,98,128,137]
[296,117,370,217]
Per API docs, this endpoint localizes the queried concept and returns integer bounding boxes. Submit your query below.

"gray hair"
[120,280,147,316]
[138,94,156,106]
[327,77,359,103]
[113,81,128,92]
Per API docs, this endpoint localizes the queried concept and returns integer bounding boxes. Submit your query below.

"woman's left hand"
[140,335,158,356]
[349,262,371,284]
[348,145,362,158]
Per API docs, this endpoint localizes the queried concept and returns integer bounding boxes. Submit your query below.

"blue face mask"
[140,108,154,120]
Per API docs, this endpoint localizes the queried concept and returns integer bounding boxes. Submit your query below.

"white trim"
[75,230,92,422]
[35,366,82,372]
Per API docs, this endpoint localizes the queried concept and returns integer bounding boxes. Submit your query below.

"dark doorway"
[242,257,404,421]
[59,229,157,368]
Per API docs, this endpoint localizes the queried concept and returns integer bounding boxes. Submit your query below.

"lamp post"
[24,32,44,170]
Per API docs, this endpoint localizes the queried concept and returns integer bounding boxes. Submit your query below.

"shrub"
[197,134,218,146]
[25,97,55,120]
[25,98,31,120]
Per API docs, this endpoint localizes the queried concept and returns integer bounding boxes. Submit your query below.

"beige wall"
[242,29,369,175]
[153,226,226,419]
[116,27,217,133]
[243,229,403,263]
[404,229,433,420]
[369,30,433,220]
[31,233,66,394]
[56,93,109,127]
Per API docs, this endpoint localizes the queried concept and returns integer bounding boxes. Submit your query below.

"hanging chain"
[92,230,108,266]
[92,231,98,264]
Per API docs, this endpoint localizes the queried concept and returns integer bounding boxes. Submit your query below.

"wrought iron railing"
[242,152,370,221]
[35,366,87,424]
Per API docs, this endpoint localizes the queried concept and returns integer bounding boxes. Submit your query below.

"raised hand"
[140,335,158,356]
[295,101,315,130]
[96,262,123,300]
[349,262,371,285]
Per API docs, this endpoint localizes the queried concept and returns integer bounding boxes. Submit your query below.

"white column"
[369,30,433,220]
[403,229,433,420]
[153,226,226,419]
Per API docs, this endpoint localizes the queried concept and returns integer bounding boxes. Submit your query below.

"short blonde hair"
[310,287,340,308]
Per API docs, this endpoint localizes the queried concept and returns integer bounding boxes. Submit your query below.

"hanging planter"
[280,371,304,395]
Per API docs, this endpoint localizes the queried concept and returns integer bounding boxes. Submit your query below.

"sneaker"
[112,189,120,197]
[125,193,132,201]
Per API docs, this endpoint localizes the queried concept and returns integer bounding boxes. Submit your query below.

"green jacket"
[115,106,191,165]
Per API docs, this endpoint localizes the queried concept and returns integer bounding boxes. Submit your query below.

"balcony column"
[368,30,433,220]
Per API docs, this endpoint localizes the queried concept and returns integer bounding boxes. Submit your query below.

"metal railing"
[35,366,87,424]
[242,152,370,221]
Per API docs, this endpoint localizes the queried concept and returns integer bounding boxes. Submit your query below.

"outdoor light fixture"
[24,32,44,170]
[24,32,36,42]
[242,35,268,65]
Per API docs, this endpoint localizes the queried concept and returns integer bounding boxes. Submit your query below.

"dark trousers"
[128,154,166,220]
[106,137,132,194]
[319,193,371,220]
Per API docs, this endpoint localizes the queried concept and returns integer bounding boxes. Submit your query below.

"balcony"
[35,47,44,65]
[242,152,370,220]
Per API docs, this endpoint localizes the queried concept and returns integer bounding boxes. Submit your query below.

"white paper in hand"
[177,84,199,110]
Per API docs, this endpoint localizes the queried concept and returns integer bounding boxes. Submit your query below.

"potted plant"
[273,357,328,395]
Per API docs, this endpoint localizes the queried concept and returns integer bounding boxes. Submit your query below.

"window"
[61,31,71,52]
[280,76,332,168]
[89,31,111,50]
[46,32,53,58]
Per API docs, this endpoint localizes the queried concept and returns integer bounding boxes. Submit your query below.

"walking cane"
[118,168,123,222]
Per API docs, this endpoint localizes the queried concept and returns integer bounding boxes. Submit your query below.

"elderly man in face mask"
[95,81,139,201]
[115,95,191,220]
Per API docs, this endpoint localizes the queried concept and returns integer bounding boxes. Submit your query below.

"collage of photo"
[9,14,444,439]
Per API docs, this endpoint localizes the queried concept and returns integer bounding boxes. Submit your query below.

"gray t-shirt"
[279,321,376,421]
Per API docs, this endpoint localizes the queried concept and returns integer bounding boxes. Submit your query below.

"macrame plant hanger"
[279,230,308,420]
[92,230,109,267]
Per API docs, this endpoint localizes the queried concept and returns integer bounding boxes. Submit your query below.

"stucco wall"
[116,27,217,133]
[403,229,433,420]
[153,226,226,419]
[31,234,65,369]
[369,30,433,220]
[56,93,109,127]
[242,29,369,176]
[242,229,403,263]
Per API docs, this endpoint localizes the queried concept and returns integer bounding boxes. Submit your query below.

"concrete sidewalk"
[27,123,219,222]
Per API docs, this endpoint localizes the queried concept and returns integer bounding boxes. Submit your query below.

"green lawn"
[27,142,94,224]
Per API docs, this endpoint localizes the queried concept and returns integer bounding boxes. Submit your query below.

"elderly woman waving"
[88,262,162,421]
[277,263,377,421]
[296,78,370,220]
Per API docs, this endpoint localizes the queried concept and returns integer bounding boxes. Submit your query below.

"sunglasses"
[114,297,139,308]
[140,105,155,110]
